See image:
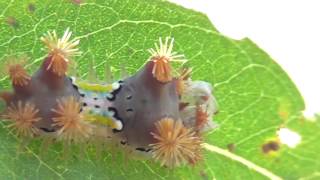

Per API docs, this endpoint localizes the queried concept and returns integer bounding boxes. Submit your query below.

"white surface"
[170,0,320,116]
[277,128,301,148]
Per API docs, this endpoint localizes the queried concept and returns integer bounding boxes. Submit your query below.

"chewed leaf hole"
[277,128,301,148]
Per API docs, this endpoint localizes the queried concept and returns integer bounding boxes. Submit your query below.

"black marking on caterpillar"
[108,107,124,131]
[126,108,133,112]
[109,83,122,101]
[136,147,152,152]
[72,84,79,91]
[40,127,56,133]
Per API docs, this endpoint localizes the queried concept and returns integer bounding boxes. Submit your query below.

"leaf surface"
[0,0,319,179]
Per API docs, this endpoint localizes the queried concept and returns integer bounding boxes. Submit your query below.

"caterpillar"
[0,28,218,168]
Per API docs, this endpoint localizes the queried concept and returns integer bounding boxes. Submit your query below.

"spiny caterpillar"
[0,28,218,168]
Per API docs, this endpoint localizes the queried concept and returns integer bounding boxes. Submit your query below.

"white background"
[170,0,320,117]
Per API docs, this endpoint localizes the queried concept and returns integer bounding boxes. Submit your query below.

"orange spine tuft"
[150,118,202,167]
[3,57,31,87]
[8,64,31,86]
[51,96,92,143]
[151,57,172,83]
[41,28,80,76]
[3,101,41,138]
[45,55,69,76]
[148,37,186,83]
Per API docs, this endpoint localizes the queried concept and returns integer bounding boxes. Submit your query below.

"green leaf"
[0,0,319,179]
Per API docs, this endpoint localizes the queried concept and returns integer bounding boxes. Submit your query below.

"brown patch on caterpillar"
[148,37,186,83]
[201,95,209,101]
[262,140,280,154]
[149,118,202,167]
[179,102,189,111]
[51,96,92,144]
[41,28,80,76]
[195,105,209,130]
[6,16,19,28]
[2,101,41,138]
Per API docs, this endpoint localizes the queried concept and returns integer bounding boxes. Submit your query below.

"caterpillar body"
[0,28,218,168]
